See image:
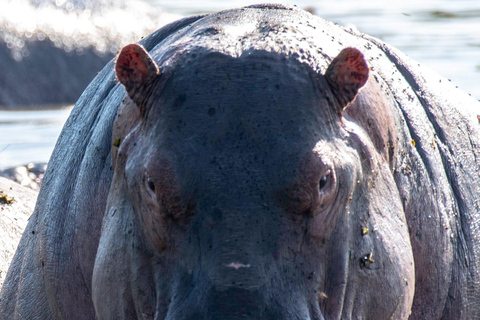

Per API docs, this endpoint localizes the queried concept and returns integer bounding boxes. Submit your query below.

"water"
[0,107,72,170]
[1,0,479,169]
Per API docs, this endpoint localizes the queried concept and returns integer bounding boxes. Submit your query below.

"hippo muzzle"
[160,199,324,320]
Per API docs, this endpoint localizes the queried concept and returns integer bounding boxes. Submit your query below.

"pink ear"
[325,47,369,112]
[115,44,159,101]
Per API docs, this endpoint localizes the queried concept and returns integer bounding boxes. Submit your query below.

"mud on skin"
[1,4,480,320]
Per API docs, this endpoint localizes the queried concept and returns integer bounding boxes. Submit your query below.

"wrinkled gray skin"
[2,4,480,320]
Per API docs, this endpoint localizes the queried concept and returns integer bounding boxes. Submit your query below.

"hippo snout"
[161,235,321,319]
[165,287,264,320]
[161,243,325,320]
[164,285,323,320]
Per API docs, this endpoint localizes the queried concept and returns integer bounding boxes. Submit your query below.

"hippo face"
[92,20,414,320]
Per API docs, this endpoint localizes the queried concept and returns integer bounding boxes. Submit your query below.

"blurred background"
[0,0,479,184]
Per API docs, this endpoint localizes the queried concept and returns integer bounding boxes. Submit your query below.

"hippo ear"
[115,43,159,108]
[325,47,369,113]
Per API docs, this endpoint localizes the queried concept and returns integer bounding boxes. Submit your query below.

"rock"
[0,177,37,289]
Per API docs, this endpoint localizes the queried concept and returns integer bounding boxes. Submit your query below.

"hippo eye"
[147,177,156,193]
[319,172,330,191]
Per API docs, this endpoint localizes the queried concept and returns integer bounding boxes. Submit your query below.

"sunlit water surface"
[1,0,479,169]
[0,107,72,170]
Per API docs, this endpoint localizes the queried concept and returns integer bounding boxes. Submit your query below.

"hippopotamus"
[1,4,480,319]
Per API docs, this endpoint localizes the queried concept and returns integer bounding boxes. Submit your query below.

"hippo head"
[92,18,414,319]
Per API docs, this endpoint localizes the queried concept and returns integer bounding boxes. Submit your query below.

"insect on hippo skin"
[1,4,480,320]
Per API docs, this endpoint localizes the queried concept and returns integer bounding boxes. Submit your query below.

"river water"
[1,0,479,169]
[0,108,72,169]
